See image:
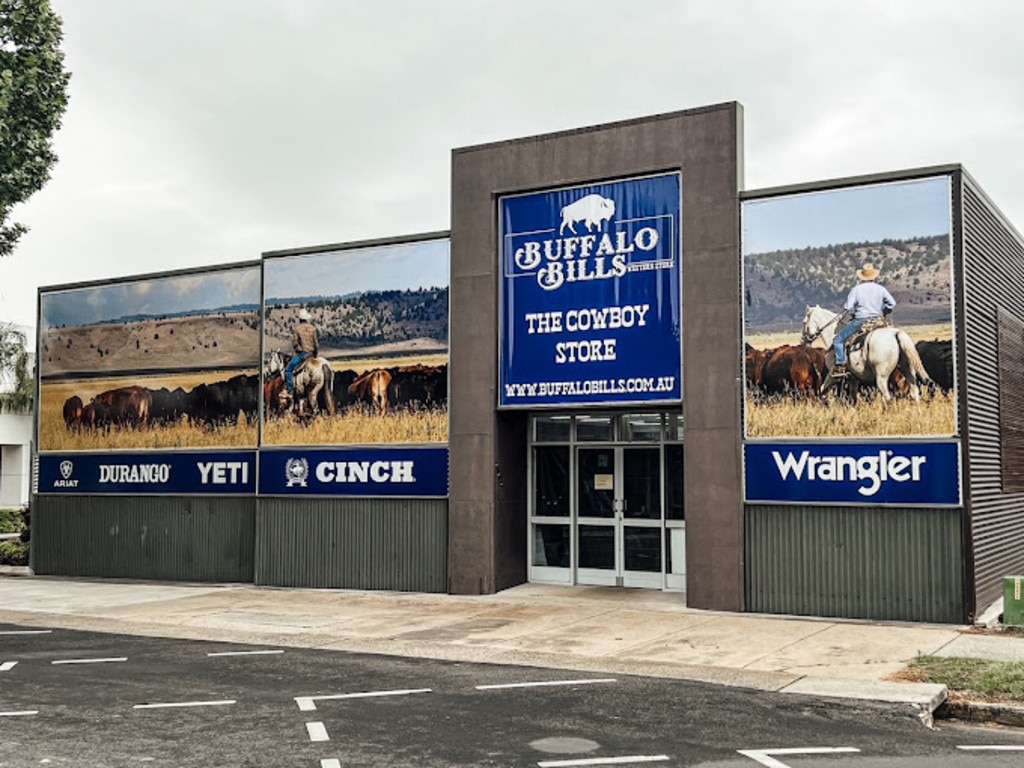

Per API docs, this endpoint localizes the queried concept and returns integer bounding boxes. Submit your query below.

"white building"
[0,323,33,508]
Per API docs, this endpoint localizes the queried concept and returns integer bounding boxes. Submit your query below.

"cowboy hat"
[298,308,311,321]
[857,263,881,281]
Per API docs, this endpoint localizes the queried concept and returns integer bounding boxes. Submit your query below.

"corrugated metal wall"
[31,495,255,582]
[962,176,1024,612]
[256,498,447,592]
[746,504,964,623]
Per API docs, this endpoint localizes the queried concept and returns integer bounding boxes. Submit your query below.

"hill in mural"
[264,286,449,356]
[745,235,950,333]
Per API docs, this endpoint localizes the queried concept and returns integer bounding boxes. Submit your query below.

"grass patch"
[902,655,1024,702]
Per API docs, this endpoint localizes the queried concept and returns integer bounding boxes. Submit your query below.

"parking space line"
[738,747,860,767]
[207,649,285,657]
[295,688,432,711]
[133,700,236,710]
[477,678,617,691]
[0,661,17,671]
[0,710,37,717]
[306,721,330,742]
[0,630,51,635]
[52,657,127,665]
[537,756,669,767]
[321,760,341,768]
[957,745,1024,751]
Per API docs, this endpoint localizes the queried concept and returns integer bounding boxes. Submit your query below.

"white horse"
[801,305,932,403]
[265,348,335,417]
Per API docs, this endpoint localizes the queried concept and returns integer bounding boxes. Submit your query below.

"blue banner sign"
[259,447,448,497]
[38,451,257,495]
[499,173,682,408]
[745,442,961,506]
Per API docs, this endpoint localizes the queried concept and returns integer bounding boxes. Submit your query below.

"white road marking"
[207,649,285,657]
[738,747,860,767]
[306,721,330,742]
[320,760,341,768]
[295,688,432,711]
[51,657,127,665]
[538,757,669,767]
[0,630,52,635]
[957,745,1024,751]
[0,661,17,672]
[477,678,617,691]
[133,700,236,710]
[0,710,37,717]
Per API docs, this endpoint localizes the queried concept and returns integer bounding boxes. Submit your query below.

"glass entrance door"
[576,446,663,588]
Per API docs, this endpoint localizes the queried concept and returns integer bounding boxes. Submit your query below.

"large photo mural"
[261,238,449,447]
[742,176,956,440]
[38,264,262,452]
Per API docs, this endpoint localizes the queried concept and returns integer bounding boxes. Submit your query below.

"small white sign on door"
[594,474,614,490]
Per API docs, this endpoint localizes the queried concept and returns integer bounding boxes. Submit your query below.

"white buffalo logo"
[59,460,73,480]
[285,458,309,488]
[559,194,615,236]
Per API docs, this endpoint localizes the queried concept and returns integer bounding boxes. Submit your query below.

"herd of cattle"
[745,339,954,399]
[60,363,448,432]
[263,362,448,418]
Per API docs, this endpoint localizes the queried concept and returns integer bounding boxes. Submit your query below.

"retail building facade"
[31,103,1024,623]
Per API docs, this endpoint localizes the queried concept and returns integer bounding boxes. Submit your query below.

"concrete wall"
[0,413,32,507]
[448,104,745,610]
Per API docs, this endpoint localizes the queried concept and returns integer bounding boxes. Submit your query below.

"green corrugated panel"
[745,504,965,623]
[31,494,255,583]
[255,498,448,592]
[1004,577,1024,625]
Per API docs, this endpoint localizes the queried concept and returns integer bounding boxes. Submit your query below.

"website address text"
[505,376,676,399]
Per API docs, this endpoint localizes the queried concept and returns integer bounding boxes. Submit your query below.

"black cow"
[331,369,359,411]
[388,363,448,410]
[189,374,259,426]
[149,387,189,425]
[916,339,954,394]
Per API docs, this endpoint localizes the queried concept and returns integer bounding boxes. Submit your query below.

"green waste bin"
[1004,577,1024,625]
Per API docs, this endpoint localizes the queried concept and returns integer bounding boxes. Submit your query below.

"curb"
[937,699,1024,728]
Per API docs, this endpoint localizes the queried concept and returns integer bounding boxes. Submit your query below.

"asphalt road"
[1,623,1023,767]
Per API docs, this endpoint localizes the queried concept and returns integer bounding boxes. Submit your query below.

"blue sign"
[38,451,256,495]
[499,173,682,408]
[745,442,961,506]
[259,447,448,497]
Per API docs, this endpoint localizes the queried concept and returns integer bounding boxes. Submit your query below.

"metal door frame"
[575,444,664,588]
[527,412,685,591]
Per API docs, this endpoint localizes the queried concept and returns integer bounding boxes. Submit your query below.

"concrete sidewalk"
[2,571,1020,719]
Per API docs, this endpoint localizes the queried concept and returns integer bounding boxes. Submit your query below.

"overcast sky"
[2,0,1023,329]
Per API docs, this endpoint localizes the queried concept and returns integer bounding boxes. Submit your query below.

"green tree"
[0,0,70,258]
[0,323,32,413]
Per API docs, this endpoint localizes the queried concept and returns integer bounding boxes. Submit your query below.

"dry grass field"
[40,370,258,451]
[263,403,447,446]
[325,351,448,373]
[745,390,957,438]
